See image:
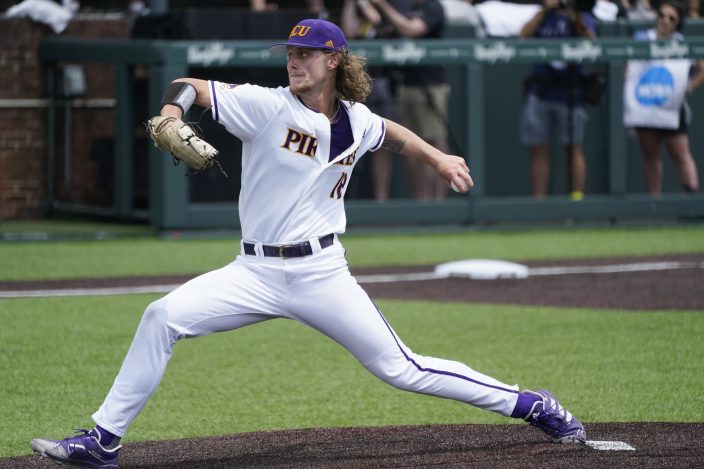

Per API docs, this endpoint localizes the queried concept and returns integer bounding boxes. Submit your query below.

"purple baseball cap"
[270,19,348,52]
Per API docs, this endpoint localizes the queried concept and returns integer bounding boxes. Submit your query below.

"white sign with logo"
[624,59,691,129]
[187,43,235,66]
[381,42,426,64]
[473,42,516,63]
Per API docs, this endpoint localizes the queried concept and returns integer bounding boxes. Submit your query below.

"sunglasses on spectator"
[657,12,679,22]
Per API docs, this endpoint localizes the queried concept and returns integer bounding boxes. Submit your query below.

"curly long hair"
[334,50,372,104]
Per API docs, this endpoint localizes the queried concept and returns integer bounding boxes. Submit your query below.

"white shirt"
[209,81,386,244]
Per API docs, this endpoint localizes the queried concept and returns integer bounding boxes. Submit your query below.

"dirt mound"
[7,423,703,468]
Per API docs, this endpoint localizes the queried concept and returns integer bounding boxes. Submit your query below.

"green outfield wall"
[39,31,704,229]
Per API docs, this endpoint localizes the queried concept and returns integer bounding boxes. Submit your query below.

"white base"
[434,259,529,280]
[586,440,636,451]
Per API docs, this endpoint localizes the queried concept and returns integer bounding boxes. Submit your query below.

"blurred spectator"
[518,0,596,200]
[623,0,704,194]
[686,0,700,16]
[341,0,412,201]
[369,0,450,200]
[250,0,327,16]
[619,0,657,20]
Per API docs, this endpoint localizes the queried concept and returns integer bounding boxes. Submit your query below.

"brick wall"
[0,18,47,219]
[0,15,129,219]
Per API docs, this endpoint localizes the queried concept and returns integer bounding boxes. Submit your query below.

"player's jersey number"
[330,172,348,199]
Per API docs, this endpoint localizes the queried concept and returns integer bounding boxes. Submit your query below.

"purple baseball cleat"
[524,389,587,444]
[30,429,121,468]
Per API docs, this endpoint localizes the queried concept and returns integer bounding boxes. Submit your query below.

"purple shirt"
[329,103,353,162]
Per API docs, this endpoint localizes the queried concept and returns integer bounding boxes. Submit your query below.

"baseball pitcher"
[31,19,585,469]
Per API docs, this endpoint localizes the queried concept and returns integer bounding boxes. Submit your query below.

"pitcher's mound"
[7,422,703,468]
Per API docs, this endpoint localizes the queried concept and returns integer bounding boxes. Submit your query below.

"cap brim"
[269,42,329,53]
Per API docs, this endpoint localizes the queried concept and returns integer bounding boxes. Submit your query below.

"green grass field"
[1,224,703,280]
[1,223,703,458]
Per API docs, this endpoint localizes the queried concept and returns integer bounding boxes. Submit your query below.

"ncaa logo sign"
[635,66,674,107]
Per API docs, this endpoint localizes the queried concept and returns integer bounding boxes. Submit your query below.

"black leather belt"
[243,234,334,259]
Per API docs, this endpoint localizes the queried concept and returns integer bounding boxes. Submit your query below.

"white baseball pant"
[93,238,519,437]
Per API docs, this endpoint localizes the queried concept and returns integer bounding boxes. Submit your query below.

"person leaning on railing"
[623,0,704,195]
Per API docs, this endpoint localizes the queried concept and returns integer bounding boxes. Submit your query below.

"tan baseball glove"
[146,116,220,173]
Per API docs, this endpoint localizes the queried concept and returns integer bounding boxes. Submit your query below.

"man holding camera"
[518,0,596,200]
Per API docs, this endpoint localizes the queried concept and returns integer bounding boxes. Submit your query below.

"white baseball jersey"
[208,81,386,243]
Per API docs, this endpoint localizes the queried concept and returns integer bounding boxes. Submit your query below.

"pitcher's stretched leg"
[287,252,584,443]
[286,249,519,416]
[93,261,280,436]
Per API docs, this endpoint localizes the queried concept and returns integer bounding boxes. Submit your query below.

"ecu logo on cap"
[289,25,311,38]
[325,40,334,48]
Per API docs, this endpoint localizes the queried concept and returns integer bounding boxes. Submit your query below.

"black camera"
[558,0,596,12]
